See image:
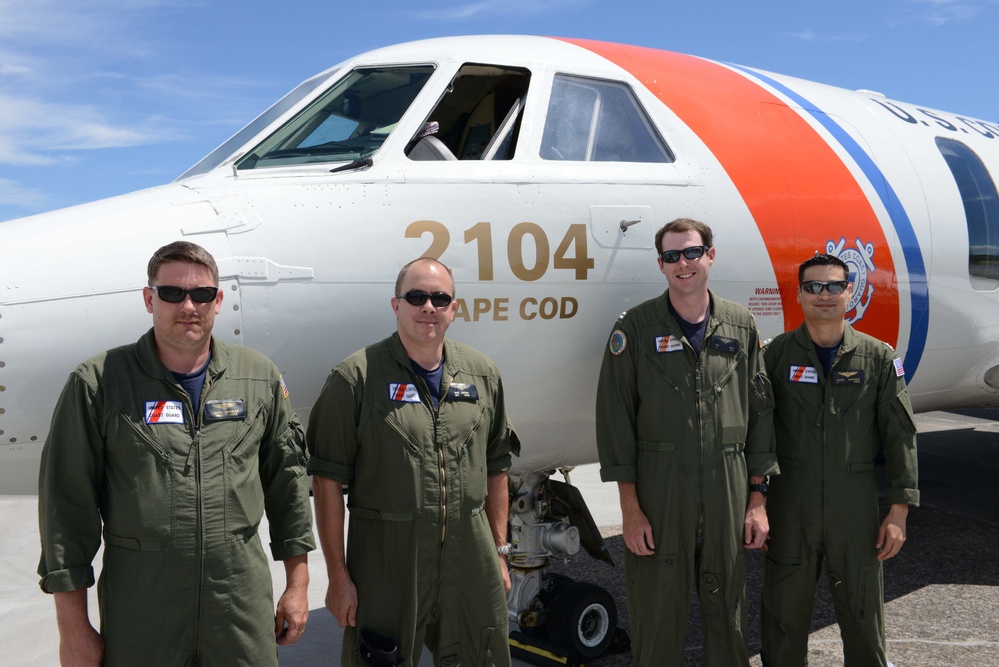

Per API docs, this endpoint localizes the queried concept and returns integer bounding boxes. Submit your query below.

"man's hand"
[54,589,104,667]
[275,584,309,645]
[744,502,769,549]
[498,554,512,594]
[876,503,909,561]
[275,553,309,645]
[327,565,359,628]
[619,483,655,556]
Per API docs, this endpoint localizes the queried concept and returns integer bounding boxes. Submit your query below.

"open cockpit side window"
[236,65,435,170]
[541,74,673,163]
[406,64,530,161]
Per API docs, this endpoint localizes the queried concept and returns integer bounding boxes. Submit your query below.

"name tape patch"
[446,382,479,402]
[204,399,247,422]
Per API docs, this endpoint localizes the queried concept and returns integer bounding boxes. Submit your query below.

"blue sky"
[1,0,997,222]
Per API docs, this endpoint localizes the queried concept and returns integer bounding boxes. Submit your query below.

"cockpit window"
[178,69,339,180]
[406,64,530,162]
[936,137,999,288]
[541,75,673,163]
[236,65,435,170]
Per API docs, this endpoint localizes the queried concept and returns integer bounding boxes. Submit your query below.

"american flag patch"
[279,375,290,399]
[389,383,421,403]
[893,358,905,377]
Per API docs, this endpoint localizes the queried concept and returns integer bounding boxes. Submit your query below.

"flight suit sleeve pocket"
[890,390,917,434]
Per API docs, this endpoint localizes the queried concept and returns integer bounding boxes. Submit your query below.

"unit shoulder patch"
[609,329,628,356]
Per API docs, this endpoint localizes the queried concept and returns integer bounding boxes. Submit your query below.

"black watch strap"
[749,482,769,496]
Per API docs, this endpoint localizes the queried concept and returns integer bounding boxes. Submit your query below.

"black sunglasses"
[800,280,849,295]
[396,290,454,308]
[151,285,220,303]
[660,245,709,264]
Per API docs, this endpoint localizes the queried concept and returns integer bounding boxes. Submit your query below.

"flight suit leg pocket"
[476,626,510,666]
[762,553,811,664]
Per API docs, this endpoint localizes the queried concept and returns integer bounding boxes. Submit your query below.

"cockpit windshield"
[177,68,340,180]
[235,65,435,170]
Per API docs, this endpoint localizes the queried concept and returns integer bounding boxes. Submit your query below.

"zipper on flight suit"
[414,370,451,620]
[178,371,211,663]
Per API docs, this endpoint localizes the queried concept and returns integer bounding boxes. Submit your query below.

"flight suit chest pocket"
[448,401,487,507]
[105,408,178,542]
[353,401,426,513]
[221,400,268,538]
[705,348,748,445]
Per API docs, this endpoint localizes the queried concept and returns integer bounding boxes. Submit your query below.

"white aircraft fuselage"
[3,35,999,495]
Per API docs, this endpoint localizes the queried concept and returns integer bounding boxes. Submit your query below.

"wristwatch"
[748,482,769,497]
[497,543,513,556]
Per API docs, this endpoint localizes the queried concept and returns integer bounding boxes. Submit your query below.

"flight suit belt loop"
[723,442,746,454]
[103,533,163,552]
[469,501,486,517]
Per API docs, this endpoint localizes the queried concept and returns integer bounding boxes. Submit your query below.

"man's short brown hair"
[147,241,220,285]
[654,218,714,254]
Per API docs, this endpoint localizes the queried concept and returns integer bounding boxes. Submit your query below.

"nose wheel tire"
[548,581,617,660]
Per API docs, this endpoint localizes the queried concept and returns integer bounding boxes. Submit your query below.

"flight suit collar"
[134,327,228,384]
[386,331,469,375]
[656,289,722,336]
[790,321,859,357]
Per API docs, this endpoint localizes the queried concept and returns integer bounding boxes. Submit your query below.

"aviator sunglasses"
[396,290,454,308]
[660,245,709,264]
[799,280,849,295]
[151,285,220,303]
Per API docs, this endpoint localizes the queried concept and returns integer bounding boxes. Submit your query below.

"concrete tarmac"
[5,410,998,665]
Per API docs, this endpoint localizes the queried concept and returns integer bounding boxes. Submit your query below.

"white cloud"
[786,29,867,43]
[411,0,589,21]
[0,177,48,209]
[0,95,160,165]
[904,0,997,25]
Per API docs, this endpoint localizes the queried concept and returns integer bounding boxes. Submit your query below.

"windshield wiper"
[329,156,374,173]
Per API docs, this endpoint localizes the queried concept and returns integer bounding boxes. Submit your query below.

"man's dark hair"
[654,218,714,254]
[798,253,850,283]
[395,257,455,297]
[147,241,220,285]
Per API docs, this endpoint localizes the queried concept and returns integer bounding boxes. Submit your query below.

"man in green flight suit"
[761,253,919,667]
[308,257,520,667]
[596,218,777,666]
[37,241,315,666]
